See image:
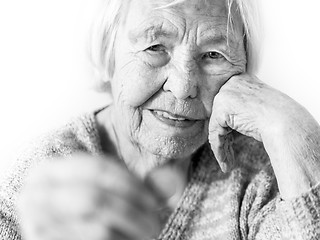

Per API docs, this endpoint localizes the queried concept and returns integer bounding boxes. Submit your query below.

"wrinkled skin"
[209,73,320,198]
[19,0,320,239]
[109,0,246,174]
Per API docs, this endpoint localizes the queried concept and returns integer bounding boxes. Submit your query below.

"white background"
[0,0,320,178]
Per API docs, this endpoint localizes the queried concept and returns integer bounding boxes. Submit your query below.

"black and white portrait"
[0,0,320,239]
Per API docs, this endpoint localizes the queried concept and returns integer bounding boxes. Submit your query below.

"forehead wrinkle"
[199,29,230,46]
[197,18,242,46]
[128,19,179,44]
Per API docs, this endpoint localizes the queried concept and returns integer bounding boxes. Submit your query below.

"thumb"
[208,117,235,173]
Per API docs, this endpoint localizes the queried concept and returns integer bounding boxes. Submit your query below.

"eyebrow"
[198,28,238,48]
[128,23,179,44]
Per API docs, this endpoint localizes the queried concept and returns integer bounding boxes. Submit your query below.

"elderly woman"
[1,0,320,239]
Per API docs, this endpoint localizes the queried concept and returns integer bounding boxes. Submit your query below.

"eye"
[142,44,170,67]
[202,51,224,60]
[145,44,166,52]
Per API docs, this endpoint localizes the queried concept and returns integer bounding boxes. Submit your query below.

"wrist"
[261,112,320,199]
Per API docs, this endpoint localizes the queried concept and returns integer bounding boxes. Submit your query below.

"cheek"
[200,72,234,116]
[112,60,165,107]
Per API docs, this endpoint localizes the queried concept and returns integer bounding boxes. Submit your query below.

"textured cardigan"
[1,112,320,240]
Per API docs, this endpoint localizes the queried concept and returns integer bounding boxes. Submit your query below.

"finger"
[144,164,187,207]
[82,190,161,239]
[101,204,161,240]
[223,131,235,171]
[108,227,136,240]
[97,174,161,213]
[91,156,163,211]
[67,212,155,240]
[208,117,235,173]
[34,154,161,213]
[23,196,160,240]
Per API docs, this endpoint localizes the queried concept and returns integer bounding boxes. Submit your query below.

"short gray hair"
[89,0,261,91]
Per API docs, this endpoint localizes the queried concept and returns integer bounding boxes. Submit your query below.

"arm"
[209,73,320,199]
[209,74,320,239]
[239,163,320,240]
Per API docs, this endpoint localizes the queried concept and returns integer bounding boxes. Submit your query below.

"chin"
[137,130,207,161]
[132,109,209,159]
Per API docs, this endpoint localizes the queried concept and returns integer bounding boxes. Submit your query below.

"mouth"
[150,109,198,128]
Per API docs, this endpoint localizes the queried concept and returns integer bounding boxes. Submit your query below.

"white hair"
[89,0,261,91]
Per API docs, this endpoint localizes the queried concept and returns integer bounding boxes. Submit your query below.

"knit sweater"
[1,112,320,240]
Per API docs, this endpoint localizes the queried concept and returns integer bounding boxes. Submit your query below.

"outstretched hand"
[18,154,163,240]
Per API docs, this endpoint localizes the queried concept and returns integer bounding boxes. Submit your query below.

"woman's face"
[110,0,246,160]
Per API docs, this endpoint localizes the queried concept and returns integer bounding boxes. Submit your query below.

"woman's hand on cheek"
[209,73,272,172]
[209,73,320,198]
[18,154,163,240]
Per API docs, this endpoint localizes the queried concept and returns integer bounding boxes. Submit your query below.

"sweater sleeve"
[231,134,320,240]
[276,183,320,239]
[240,162,320,240]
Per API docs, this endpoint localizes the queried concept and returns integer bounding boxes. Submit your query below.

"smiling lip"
[150,109,199,128]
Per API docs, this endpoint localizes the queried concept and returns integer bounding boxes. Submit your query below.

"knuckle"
[229,74,243,83]
[213,92,225,108]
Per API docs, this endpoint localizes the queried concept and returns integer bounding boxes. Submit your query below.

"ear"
[98,78,112,93]
[99,52,115,93]
[100,81,112,93]
[92,68,113,93]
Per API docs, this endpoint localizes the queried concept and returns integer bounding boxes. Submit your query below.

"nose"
[163,60,198,100]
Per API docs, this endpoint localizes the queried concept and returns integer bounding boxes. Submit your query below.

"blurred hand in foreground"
[18,154,163,240]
